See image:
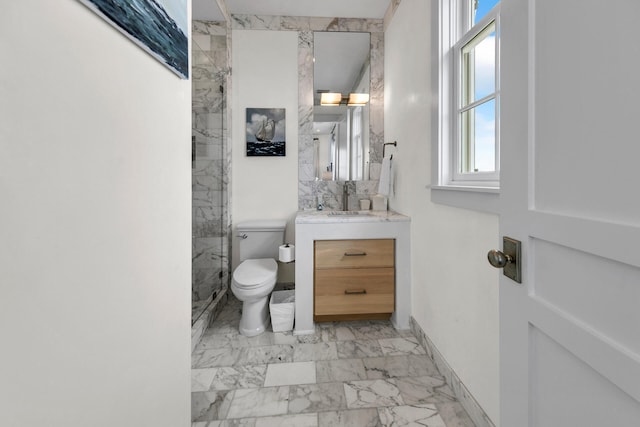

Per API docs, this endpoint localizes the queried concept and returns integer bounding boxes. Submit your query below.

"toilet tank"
[237,219,286,261]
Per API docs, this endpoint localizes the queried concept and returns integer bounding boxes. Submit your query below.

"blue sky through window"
[473,99,495,171]
[474,0,500,25]
[468,0,499,172]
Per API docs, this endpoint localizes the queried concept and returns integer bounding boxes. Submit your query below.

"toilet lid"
[233,258,277,288]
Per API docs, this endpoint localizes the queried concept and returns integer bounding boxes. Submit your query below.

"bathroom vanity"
[294,210,411,334]
[314,238,395,320]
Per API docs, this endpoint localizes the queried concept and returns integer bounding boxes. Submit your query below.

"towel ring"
[383,141,397,159]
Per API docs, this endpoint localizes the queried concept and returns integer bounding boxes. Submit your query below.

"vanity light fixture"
[347,93,369,106]
[320,92,369,106]
[320,92,342,106]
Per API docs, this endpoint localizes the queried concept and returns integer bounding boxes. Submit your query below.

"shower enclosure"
[191,21,230,343]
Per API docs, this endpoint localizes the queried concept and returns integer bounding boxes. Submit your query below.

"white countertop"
[295,210,410,224]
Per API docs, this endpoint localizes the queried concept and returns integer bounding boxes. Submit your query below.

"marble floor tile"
[196,334,233,351]
[270,332,299,346]
[211,365,268,390]
[394,375,456,405]
[318,408,382,427]
[299,323,337,343]
[336,339,384,359]
[200,331,298,351]
[208,319,241,335]
[318,326,339,342]
[434,402,477,427]
[295,333,325,344]
[293,342,338,362]
[316,358,367,383]
[194,348,242,368]
[193,420,256,427]
[334,325,357,341]
[378,336,426,356]
[234,333,280,348]
[362,356,413,379]
[236,344,294,366]
[288,382,347,414]
[343,379,405,409]
[210,310,242,325]
[254,413,318,427]
[264,361,316,387]
[193,368,218,392]
[349,322,401,340]
[192,390,233,422]
[225,387,290,419]
[192,304,477,426]
[405,354,442,378]
[237,331,298,348]
[378,403,447,427]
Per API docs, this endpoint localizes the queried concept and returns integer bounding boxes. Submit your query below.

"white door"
[499,0,640,425]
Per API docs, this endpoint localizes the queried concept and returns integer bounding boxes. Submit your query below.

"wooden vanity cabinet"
[314,239,395,321]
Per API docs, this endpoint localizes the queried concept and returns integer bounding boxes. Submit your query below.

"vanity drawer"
[315,239,394,269]
[314,268,395,316]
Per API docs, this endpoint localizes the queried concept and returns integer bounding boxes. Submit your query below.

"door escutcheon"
[487,237,522,283]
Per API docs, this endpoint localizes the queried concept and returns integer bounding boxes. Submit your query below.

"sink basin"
[327,211,371,216]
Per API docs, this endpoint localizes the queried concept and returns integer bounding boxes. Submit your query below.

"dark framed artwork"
[246,108,286,157]
[78,0,189,79]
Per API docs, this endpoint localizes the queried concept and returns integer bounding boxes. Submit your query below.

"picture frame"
[246,108,286,157]
[78,0,189,79]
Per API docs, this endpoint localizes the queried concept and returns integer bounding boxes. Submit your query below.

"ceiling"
[192,0,392,21]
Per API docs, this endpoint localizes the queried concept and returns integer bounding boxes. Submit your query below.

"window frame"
[453,16,499,181]
[431,0,501,213]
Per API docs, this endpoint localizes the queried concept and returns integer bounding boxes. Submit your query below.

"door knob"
[487,250,513,268]
[487,237,522,283]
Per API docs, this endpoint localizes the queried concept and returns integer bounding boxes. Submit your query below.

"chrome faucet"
[342,183,349,211]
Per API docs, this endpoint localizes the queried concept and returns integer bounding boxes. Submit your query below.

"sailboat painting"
[246,108,286,157]
[78,0,189,78]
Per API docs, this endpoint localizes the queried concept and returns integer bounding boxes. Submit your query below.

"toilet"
[231,219,286,336]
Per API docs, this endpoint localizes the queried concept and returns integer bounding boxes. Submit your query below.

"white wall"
[384,0,500,424]
[231,30,299,280]
[0,3,191,426]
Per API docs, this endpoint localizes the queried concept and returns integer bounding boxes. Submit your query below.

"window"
[435,0,500,192]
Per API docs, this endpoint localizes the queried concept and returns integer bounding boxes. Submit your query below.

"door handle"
[487,236,522,283]
[487,250,513,268]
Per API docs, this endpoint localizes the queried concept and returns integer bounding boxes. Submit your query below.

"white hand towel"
[378,155,394,197]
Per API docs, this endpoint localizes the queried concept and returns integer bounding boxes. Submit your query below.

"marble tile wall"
[230,15,386,211]
[192,21,230,303]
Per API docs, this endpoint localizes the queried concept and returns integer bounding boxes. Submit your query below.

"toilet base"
[238,295,270,337]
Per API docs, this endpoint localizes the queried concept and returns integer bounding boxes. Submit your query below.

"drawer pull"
[344,251,367,257]
[344,289,367,295]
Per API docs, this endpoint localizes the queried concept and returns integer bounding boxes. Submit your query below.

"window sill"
[429,184,499,214]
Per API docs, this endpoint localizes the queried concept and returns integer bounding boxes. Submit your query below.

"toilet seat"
[233,258,277,289]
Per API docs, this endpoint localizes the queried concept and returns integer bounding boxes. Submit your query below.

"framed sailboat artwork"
[246,108,286,157]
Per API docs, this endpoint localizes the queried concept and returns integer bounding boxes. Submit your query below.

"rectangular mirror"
[313,32,370,181]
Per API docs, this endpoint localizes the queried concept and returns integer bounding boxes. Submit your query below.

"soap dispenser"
[317,194,324,211]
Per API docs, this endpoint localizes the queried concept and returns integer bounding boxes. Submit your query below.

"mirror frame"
[313,31,371,182]
[298,20,384,210]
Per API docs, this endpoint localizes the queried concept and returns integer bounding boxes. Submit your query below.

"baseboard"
[410,317,496,427]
